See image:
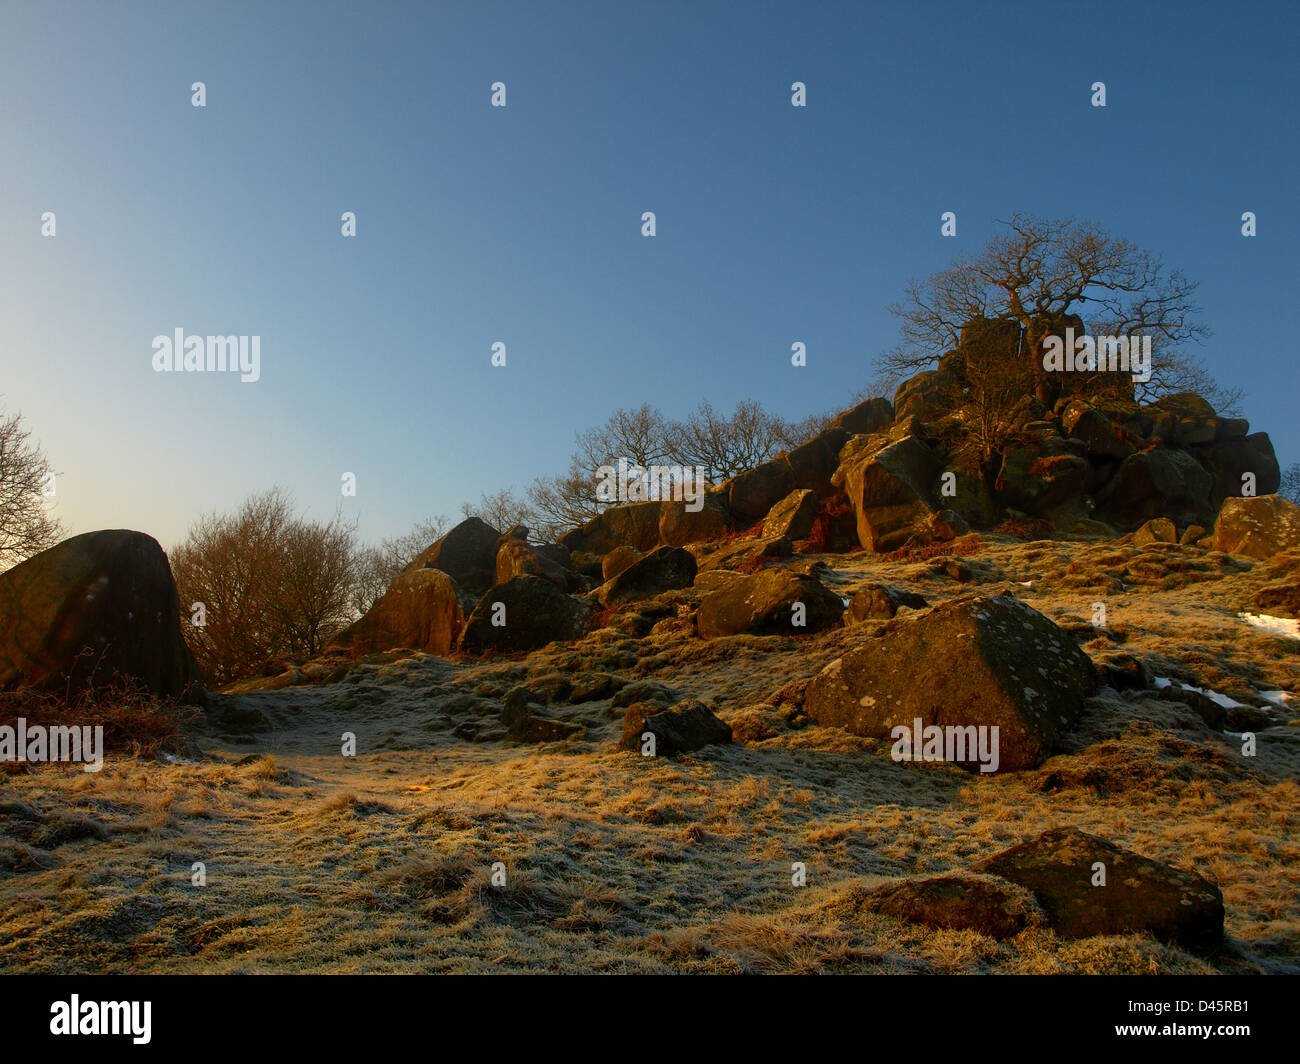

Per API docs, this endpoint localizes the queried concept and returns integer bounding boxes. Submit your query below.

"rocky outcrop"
[331,567,470,657]
[832,435,945,551]
[658,493,732,547]
[804,594,1095,771]
[561,501,666,555]
[0,530,199,698]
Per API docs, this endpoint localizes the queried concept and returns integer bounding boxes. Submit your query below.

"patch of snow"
[1239,613,1300,640]
[1152,675,1249,709]
[1258,690,1294,708]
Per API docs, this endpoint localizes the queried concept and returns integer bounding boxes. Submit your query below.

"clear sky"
[2,0,1296,550]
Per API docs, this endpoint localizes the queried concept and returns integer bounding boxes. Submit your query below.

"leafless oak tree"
[0,407,63,570]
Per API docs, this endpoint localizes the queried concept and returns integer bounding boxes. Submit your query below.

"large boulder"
[331,567,469,657]
[458,575,590,654]
[1098,448,1213,529]
[1193,432,1280,509]
[697,568,845,638]
[833,435,945,552]
[724,457,799,525]
[561,501,665,555]
[973,827,1224,956]
[784,430,850,497]
[405,517,501,591]
[0,530,199,698]
[804,593,1095,771]
[831,397,894,436]
[595,546,697,606]
[658,493,732,546]
[1212,494,1300,559]
[601,545,644,582]
[996,445,1091,515]
[494,538,569,590]
[864,872,1041,938]
[762,489,817,540]
[1060,400,1135,461]
[619,698,732,755]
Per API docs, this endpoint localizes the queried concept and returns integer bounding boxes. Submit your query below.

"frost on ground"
[1,536,1298,975]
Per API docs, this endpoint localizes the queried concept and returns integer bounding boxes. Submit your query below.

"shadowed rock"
[619,698,731,755]
[0,530,199,698]
[595,546,696,606]
[458,575,590,654]
[405,516,501,592]
[972,827,1224,956]
[864,872,1042,938]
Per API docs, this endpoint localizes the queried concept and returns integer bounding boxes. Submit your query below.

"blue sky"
[2,0,1296,549]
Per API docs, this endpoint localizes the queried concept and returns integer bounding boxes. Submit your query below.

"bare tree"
[672,399,789,482]
[525,405,678,539]
[0,407,63,569]
[527,462,602,542]
[171,489,360,684]
[882,213,1238,409]
[268,512,358,656]
[575,403,677,471]
[1280,463,1300,506]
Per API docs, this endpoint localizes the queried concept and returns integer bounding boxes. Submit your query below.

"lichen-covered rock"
[1212,494,1300,559]
[804,593,1095,771]
[762,489,817,540]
